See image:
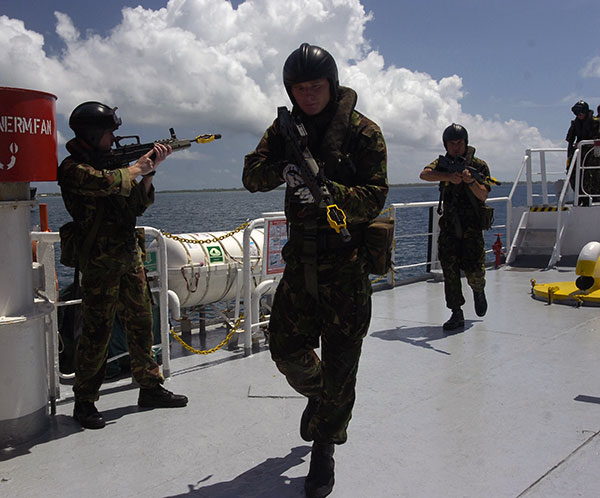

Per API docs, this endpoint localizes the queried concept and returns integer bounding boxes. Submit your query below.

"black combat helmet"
[283,43,339,105]
[571,100,590,116]
[442,123,468,149]
[69,101,122,148]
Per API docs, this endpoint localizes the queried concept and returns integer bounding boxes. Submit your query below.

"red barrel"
[0,87,57,182]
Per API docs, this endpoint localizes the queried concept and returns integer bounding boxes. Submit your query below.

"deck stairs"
[505,205,570,268]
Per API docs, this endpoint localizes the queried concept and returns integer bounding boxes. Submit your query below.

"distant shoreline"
[37,181,525,197]
[155,183,444,194]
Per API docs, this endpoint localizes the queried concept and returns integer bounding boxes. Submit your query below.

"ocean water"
[32,183,542,288]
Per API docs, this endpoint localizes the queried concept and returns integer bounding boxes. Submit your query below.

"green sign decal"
[207,245,224,263]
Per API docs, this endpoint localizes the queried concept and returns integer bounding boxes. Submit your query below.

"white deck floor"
[1,266,600,498]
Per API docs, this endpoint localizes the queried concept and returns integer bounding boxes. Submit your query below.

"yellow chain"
[161,221,250,245]
[371,273,387,283]
[170,315,244,355]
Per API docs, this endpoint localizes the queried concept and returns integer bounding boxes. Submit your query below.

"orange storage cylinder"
[0,87,57,182]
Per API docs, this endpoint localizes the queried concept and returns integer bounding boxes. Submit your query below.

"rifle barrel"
[100,129,221,168]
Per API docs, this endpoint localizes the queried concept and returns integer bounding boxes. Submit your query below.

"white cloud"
[0,0,558,188]
[54,11,79,43]
[0,16,68,95]
[582,56,600,78]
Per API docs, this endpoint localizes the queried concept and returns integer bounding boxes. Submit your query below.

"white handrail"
[504,145,578,268]
[31,226,173,404]
[388,196,511,275]
[243,218,265,356]
[138,227,171,377]
[242,213,285,356]
[31,231,60,413]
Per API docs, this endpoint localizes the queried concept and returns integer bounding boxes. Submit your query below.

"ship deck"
[2,265,600,498]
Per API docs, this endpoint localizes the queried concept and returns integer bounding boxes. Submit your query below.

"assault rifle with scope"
[437,154,501,186]
[277,106,351,242]
[97,128,221,170]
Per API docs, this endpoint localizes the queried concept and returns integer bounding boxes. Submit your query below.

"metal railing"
[387,196,511,282]
[38,158,575,387]
[569,140,600,206]
[242,212,285,356]
[238,198,518,347]
[508,146,577,268]
[31,227,172,407]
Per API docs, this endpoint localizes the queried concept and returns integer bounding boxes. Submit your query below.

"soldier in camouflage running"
[420,124,491,331]
[243,43,388,498]
[58,102,188,430]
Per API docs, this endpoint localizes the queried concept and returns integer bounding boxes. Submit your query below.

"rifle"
[277,106,351,242]
[437,154,501,186]
[98,128,221,169]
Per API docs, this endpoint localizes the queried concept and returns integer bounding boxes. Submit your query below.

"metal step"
[506,208,570,267]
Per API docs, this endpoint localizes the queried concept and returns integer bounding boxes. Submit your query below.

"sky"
[2,0,600,192]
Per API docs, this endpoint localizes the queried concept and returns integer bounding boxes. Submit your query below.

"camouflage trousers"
[438,223,486,311]
[268,247,372,445]
[74,244,163,402]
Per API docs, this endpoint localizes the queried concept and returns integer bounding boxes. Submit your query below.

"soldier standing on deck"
[243,43,388,498]
[419,124,491,331]
[565,100,600,204]
[58,102,188,430]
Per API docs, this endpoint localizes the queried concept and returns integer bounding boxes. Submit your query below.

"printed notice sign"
[265,218,287,275]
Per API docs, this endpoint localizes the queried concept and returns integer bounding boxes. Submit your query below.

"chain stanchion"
[547,285,559,305]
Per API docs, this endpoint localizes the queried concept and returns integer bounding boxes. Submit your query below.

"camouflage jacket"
[425,146,491,228]
[243,86,388,242]
[57,138,153,253]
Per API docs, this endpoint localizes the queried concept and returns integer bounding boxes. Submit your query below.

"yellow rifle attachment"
[193,134,222,144]
[484,174,501,186]
[326,204,348,234]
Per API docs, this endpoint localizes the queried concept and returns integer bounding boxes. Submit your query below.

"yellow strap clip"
[326,204,347,234]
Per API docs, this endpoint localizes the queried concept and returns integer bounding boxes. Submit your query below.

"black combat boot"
[300,396,320,442]
[304,442,335,498]
[473,290,487,317]
[443,308,464,331]
[73,401,106,429]
[138,385,188,408]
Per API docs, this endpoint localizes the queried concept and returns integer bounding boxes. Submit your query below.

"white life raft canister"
[149,229,264,307]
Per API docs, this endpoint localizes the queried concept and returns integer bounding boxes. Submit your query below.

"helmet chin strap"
[76,128,107,150]
[75,136,94,150]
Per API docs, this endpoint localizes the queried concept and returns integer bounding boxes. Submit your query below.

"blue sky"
[2,0,600,191]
